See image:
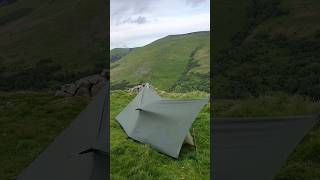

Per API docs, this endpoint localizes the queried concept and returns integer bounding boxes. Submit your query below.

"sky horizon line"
[110,0,210,49]
[110,30,210,50]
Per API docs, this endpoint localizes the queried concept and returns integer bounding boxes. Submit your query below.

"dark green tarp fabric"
[116,85,208,158]
[18,85,108,180]
[212,115,320,180]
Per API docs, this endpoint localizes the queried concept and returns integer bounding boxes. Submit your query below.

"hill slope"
[110,31,210,92]
[212,0,320,99]
[110,48,133,63]
[0,0,108,90]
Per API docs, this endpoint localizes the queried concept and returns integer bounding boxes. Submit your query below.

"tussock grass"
[214,93,320,117]
[0,92,89,180]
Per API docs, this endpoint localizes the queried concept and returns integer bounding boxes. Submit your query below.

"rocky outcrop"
[128,85,144,93]
[127,83,154,93]
[55,69,108,97]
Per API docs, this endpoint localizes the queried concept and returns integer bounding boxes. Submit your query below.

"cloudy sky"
[110,0,210,49]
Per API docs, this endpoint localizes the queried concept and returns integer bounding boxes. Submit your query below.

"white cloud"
[110,0,210,49]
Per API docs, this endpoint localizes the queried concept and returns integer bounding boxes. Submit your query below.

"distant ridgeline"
[110,48,133,63]
[110,31,210,93]
[212,0,320,99]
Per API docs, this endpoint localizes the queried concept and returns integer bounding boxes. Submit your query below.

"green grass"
[213,93,320,117]
[110,31,210,91]
[0,92,89,180]
[213,93,320,180]
[1,92,319,179]
[110,90,210,179]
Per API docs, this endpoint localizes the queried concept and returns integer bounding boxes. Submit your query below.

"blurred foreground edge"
[212,115,320,180]
[17,84,109,180]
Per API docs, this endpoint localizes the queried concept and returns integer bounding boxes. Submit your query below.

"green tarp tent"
[18,85,108,180]
[116,84,208,158]
[212,115,320,180]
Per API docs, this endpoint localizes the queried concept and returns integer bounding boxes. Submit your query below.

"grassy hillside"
[110,48,133,63]
[0,0,108,90]
[110,90,210,179]
[212,0,320,99]
[110,31,210,92]
[213,93,320,180]
[0,92,89,180]
[212,0,249,52]
[212,1,320,179]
